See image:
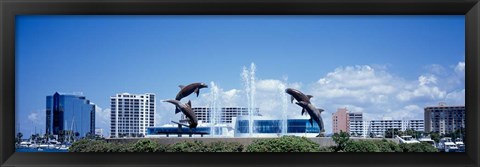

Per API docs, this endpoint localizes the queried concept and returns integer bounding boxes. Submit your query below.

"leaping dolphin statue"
[174,82,208,113]
[163,99,198,128]
[285,88,314,115]
[175,82,209,100]
[295,101,325,137]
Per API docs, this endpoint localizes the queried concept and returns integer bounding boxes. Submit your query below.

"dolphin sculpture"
[174,82,208,114]
[285,88,314,115]
[175,82,208,100]
[163,99,198,128]
[295,101,325,137]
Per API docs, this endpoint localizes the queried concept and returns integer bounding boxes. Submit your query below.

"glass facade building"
[234,116,320,137]
[236,119,319,134]
[46,92,96,139]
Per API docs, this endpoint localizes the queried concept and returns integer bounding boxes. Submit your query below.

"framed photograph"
[1,0,479,167]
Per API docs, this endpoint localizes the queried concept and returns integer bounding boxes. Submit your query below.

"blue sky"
[16,15,465,137]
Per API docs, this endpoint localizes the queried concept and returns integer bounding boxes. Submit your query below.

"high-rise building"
[182,107,260,125]
[45,92,96,139]
[424,103,465,135]
[332,108,349,133]
[110,93,155,138]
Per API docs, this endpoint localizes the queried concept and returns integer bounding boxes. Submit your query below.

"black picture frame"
[1,0,479,167]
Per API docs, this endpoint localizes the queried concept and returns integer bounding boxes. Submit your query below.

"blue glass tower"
[45,92,95,139]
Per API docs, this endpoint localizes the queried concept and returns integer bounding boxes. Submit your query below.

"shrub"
[206,141,244,152]
[318,146,335,152]
[131,139,166,152]
[373,139,403,152]
[167,140,208,152]
[245,136,320,152]
[107,142,131,152]
[68,139,92,152]
[86,140,115,152]
[399,143,438,152]
[344,140,380,152]
[69,139,120,152]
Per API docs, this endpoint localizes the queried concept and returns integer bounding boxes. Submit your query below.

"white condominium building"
[182,107,260,125]
[348,112,364,136]
[110,93,155,138]
[368,117,424,137]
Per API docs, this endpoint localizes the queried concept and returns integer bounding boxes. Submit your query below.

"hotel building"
[45,92,96,139]
[332,108,349,133]
[424,103,465,135]
[332,108,364,136]
[110,93,155,138]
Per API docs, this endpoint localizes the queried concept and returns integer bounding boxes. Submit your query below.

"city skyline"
[16,15,465,137]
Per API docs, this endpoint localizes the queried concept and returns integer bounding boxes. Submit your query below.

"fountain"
[209,81,219,136]
[241,63,256,136]
[279,81,288,136]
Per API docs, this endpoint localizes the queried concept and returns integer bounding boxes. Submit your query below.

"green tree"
[58,130,65,143]
[384,128,402,138]
[332,131,350,152]
[16,132,23,144]
[444,128,465,141]
[429,132,441,143]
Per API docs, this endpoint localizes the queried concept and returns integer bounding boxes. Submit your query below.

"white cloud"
[310,65,400,107]
[24,110,46,135]
[425,64,447,75]
[95,106,110,136]
[455,61,465,74]
[395,74,447,102]
[445,89,465,106]
[256,79,284,91]
[156,101,182,126]
[317,65,389,89]
[418,75,437,86]
[27,110,46,126]
[28,112,40,123]
[220,89,242,107]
